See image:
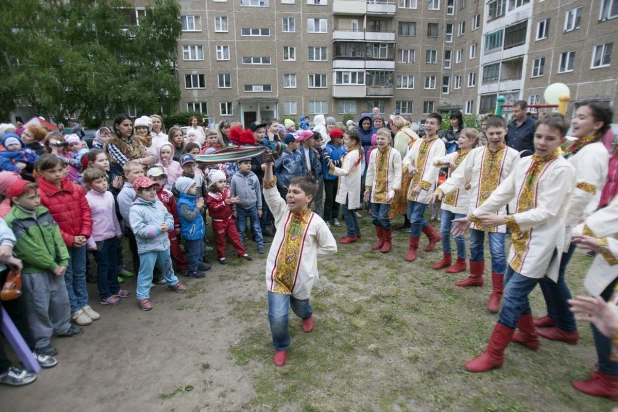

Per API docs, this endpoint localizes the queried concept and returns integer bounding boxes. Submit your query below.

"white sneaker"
[333,218,341,227]
[82,305,100,321]
[71,309,92,326]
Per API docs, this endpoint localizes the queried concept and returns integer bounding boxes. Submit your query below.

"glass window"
[284,101,297,115]
[309,101,328,114]
[531,57,544,77]
[220,102,233,116]
[396,75,414,89]
[558,51,575,73]
[218,73,231,88]
[185,74,205,89]
[564,7,582,32]
[283,46,296,61]
[398,22,417,36]
[308,18,327,33]
[282,17,295,32]
[536,18,550,40]
[215,16,227,32]
[284,74,297,88]
[592,43,613,68]
[338,100,358,114]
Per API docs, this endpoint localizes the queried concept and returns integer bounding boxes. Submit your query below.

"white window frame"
[242,56,272,65]
[592,43,613,68]
[185,74,205,89]
[536,18,550,40]
[447,0,454,15]
[398,0,418,9]
[241,28,270,36]
[282,17,295,32]
[442,76,450,94]
[426,49,437,64]
[456,49,463,63]
[396,101,413,114]
[308,47,327,61]
[215,16,228,32]
[398,49,415,63]
[127,106,138,118]
[428,0,440,11]
[367,101,385,114]
[335,71,365,85]
[244,84,272,92]
[458,21,465,36]
[283,46,296,61]
[558,51,575,73]
[454,75,462,89]
[469,43,478,59]
[465,100,474,114]
[282,0,295,3]
[424,75,436,89]
[445,23,453,43]
[308,74,328,88]
[284,101,297,115]
[307,0,327,4]
[187,102,208,114]
[182,45,204,61]
[467,72,476,87]
[181,16,200,32]
[216,45,230,61]
[218,73,231,88]
[423,101,434,114]
[240,0,270,7]
[472,14,480,30]
[338,100,358,115]
[600,0,618,21]
[564,7,582,32]
[284,74,297,88]
[307,18,327,33]
[399,22,417,37]
[220,102,233,116]
[531,57,545,77]
[309,101,328,115]
[396,75,414,89]
[444,50,452,68]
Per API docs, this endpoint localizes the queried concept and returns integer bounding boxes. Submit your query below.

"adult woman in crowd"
[218,120,231,146]
[441,110,464,153]
[134,116,158,159]
[188,116,205,146]
[92,127,112,150]
[150,114,168,149]
[21,125,46,155]
[105,114,155,176]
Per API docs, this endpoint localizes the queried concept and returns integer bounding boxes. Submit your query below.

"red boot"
[536,327,579,344]
[381,230,393,253]
[446,257,467,273]
[465,323,514,373]
[572,369,618,401]
[339,235,358,244]
[371,227,385,250]
[455,261,485,287]
[406,236,420,261]
[432,253,452,270]
[511,314,540,350]
[533,315,557,328]
[302,315,314,333]
[356,233,362,239]
[273,350,288,366]
[421,225,442,252]
[487,272,504,313]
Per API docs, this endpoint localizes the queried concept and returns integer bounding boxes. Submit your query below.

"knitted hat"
[0,172,22,195]
[134,116,152,131]
[209,170,226,184]
[326,117,336,125]
[3,137,21,148]
[277,124,285,134]
[346,120,356,127]
[180,153,196,166]
[132,176,157,192]
[284,119,295,129]
[65,134,81,145]
[284,134,296,144]
[7,179,36,200]
[174,176,196,194]
[329,128,344,139]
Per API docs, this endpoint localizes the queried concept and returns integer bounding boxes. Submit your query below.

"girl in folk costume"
[453,114,576,374]
[534,101,613,344]
[430,115,520,313]
[389,116,419,232]
[402,113,445,262]
[364,128,402,253]
[328,129,363,244]
[431,128,479,273]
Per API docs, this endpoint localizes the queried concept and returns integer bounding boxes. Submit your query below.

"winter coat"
[24,142,44,156]
[129,197,174,254]
[299,146,323,180]
[357,113,376,151]
[38,176,93,248]
[206,188,233,221]
[157,188,181,231]
[312,115,328,142]
[299,116,310,131]
[230,170,262,210]
[0,133,38,173]
[177,193,205,241]
[275,150,304,189]
[323,141,346,181]
[156,142,182,189]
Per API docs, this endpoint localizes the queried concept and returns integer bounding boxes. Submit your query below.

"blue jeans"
[268,291,313,351]
[236,205,264,248]
[440,210,466,258]
[371,202,391,230]
[65,246,89,312]
[136,249,179,300]
[185,238,204,271]
[538,242,578,332]
[469,228,506,274]
[593,278,618,376]
[94,237,120,299]
[499,266,542,328]
[342,196,360,237]
[407,201,428,237]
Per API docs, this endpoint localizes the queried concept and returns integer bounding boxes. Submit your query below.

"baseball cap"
[132,176,157,192]
[147,166,166,178]
[7,180,37,200]
[250,121,267,132]
[284,134,296,144]
[329,128,344,139]
[394,110,401,115]
[180,153,196,166]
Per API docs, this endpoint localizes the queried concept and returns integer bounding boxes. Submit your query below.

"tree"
[0,0,181,125]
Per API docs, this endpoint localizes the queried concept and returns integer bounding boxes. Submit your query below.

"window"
[284,74,297,88]
[282,17,295,32]
[396,101,413,114]
[307,0,327,4]
[528,94,540,106]
[426,50,437,64]
[335,71,365,85]
[504,21,527,49]
[447,0,454,14]
[308,47,327,61]
[600,0,618,20]
[469,42,478,59]
[216,45,230,61]
[241,28,270,36]
[444,50,452,68]
[531,57,544,77]
[308,18,327,33]
[134,8,146,25]
[308,74,327,88]
[185,74,205,89]
[215,17,228,32]
[396,75,414,89]
[242,56,271,64]
[240,0,270,6]
[244,84,272,92]
[508,0,529,11]
[424,75,436,89]
[442,76,450,93]
[460,0,467,9]
[488,0,506,21]
[480,94,497,113]
[484,30,504,53]
[456,49,463,63]
[467,72,476,87]
[454,75,462,89]
[284,101,297,115]
[564,7,582,32]
[282,0,295,3]
[536,18,550,41]
[283,46,296,61]
[187,102,207,114]
[220,102,233,116]
[482,63,500,83]
[367,71,393,87]
[352,19,359,31]
[465,100,474,114]
[427,23,439,37]
[399,0,418,9]
[368,20,387,32]
[458,21,465,36]
[472,14,480,30]
[183,46,204,61]
[428,0,440,10]
[423,101,434,114]
[398,22,416,37]
[181,16,200,32]
[371,43,392,59]
[338,100,358,114]
[592,43,613,68]
[309,101,328,114]
[127,105,137,118]
[218,73,231,88]
[398,49,415,63]
[445,24,453,43]
[558,51,575,73]
[367,101,385,113]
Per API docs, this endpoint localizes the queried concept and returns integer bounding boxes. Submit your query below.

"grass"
[227,211,614,411]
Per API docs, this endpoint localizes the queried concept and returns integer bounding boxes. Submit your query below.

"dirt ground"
[1,214,615,412]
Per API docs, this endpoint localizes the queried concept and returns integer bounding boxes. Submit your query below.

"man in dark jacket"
[506,100,535,157]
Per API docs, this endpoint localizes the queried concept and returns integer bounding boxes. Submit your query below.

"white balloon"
[544,83,570,105]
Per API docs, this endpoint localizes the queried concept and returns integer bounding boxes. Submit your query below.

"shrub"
[163,111,205,130]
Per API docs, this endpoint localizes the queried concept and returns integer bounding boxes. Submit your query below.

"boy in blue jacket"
[274,134,303,199]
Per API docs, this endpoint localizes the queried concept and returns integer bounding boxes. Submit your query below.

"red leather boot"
[572,369,618,401]
[487,272,504,313]
[273,350,288,366]
[537,327,579,344]
[511,313,540,350]
[406,236,420,261]
[381,229,393,253]
[533,315,557,328]
[465,323,514,372]
[371,226,385,250]
[302,315,314,333]
[446,257,467,273]
[432,253,452,270]
[455,261,485,287]
[421,225,442,252]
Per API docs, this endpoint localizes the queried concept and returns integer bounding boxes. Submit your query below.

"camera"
[50,140,68,147]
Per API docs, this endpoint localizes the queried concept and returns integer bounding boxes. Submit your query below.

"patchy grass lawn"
[229,212,613,411]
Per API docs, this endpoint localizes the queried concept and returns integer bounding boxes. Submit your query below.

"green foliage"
[342,113,356,124]
[0,0,181,124]
[439,113,482,132]
[163,111,205,130]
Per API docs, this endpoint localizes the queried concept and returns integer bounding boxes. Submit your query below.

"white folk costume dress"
[402,135,446,204]
[365,147,402,204]
[263,179,337,300]
[470,151,575,280]
[437,144,520,233]
[433,149,472,215]
[332,147,362,210]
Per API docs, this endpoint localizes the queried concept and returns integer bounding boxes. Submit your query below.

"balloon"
[544,83,570,105]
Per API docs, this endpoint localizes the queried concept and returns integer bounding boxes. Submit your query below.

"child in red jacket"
[35,154,97,327]
[206,170,253,264]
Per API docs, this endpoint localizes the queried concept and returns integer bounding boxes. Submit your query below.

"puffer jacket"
[38,176,93,248]
[206,188,233,221]
[357,113,376,151]
[129,197,174,254]
[323,141,346,181]
[177,193,205,241]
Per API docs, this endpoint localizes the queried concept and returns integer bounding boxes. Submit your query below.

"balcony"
[366,0,396,15]
[333,0,367,14]
[366,86,393,96]
[365,31,395,41]
[333,85,366,98]
[332,29,396,42]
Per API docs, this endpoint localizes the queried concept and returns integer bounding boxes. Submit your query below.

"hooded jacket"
[177,192,205,241]
[312,115,328,143]
[230,170,262,210]
[0,133,39,173]
[129,196,174,254]
[357,113,376,150]
[323,141,346,181]
[299,116,310,130]
[274,150,304,189]
[156,142,182,188]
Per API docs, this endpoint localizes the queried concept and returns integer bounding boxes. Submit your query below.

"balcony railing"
[366,86,393,96]
[366,0,396,14]
[332,29,396,42]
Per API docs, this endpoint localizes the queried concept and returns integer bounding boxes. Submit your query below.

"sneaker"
[168,283,186,293]
[114,290,131,298]
[333,219,341,227]
[219,258,228,265]
[188,271,205,279]
[118,268,134,278]
[197,263,211,271]
[58,326,84,337]
[71,309,92,326]
[81,305,100,321]
[138,298,152,311]
[326,221,331,228]
[154,278,167,285]
[202,255,211,263]
[99,296,121,305]
[0,366,36,386]
[33,351,58,369]
[262,227,276,237]
[36,346,57,357]
[117,276,124,284]
[242,254,253,261]
[258,246,265,254]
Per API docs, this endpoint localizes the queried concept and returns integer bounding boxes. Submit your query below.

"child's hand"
[53,266,67,277]
[159,223,169,232]
[74,236,87,247]
[229,196,240,204]
[258,209,263,218]
[113,176,124,190]
[232,210,237,218]
[8,257,22,273]
[15,162,26,170]
[175,228,181,235]
[196,198,205,208]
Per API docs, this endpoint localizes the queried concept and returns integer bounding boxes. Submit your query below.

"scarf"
[105,135,148,163]
[138,133,153,148]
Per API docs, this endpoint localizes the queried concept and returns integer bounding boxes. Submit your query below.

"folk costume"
[330,146,362,242]
[388,127,419,221]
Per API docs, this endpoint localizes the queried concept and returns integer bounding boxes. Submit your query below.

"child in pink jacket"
[156,142,182,189]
